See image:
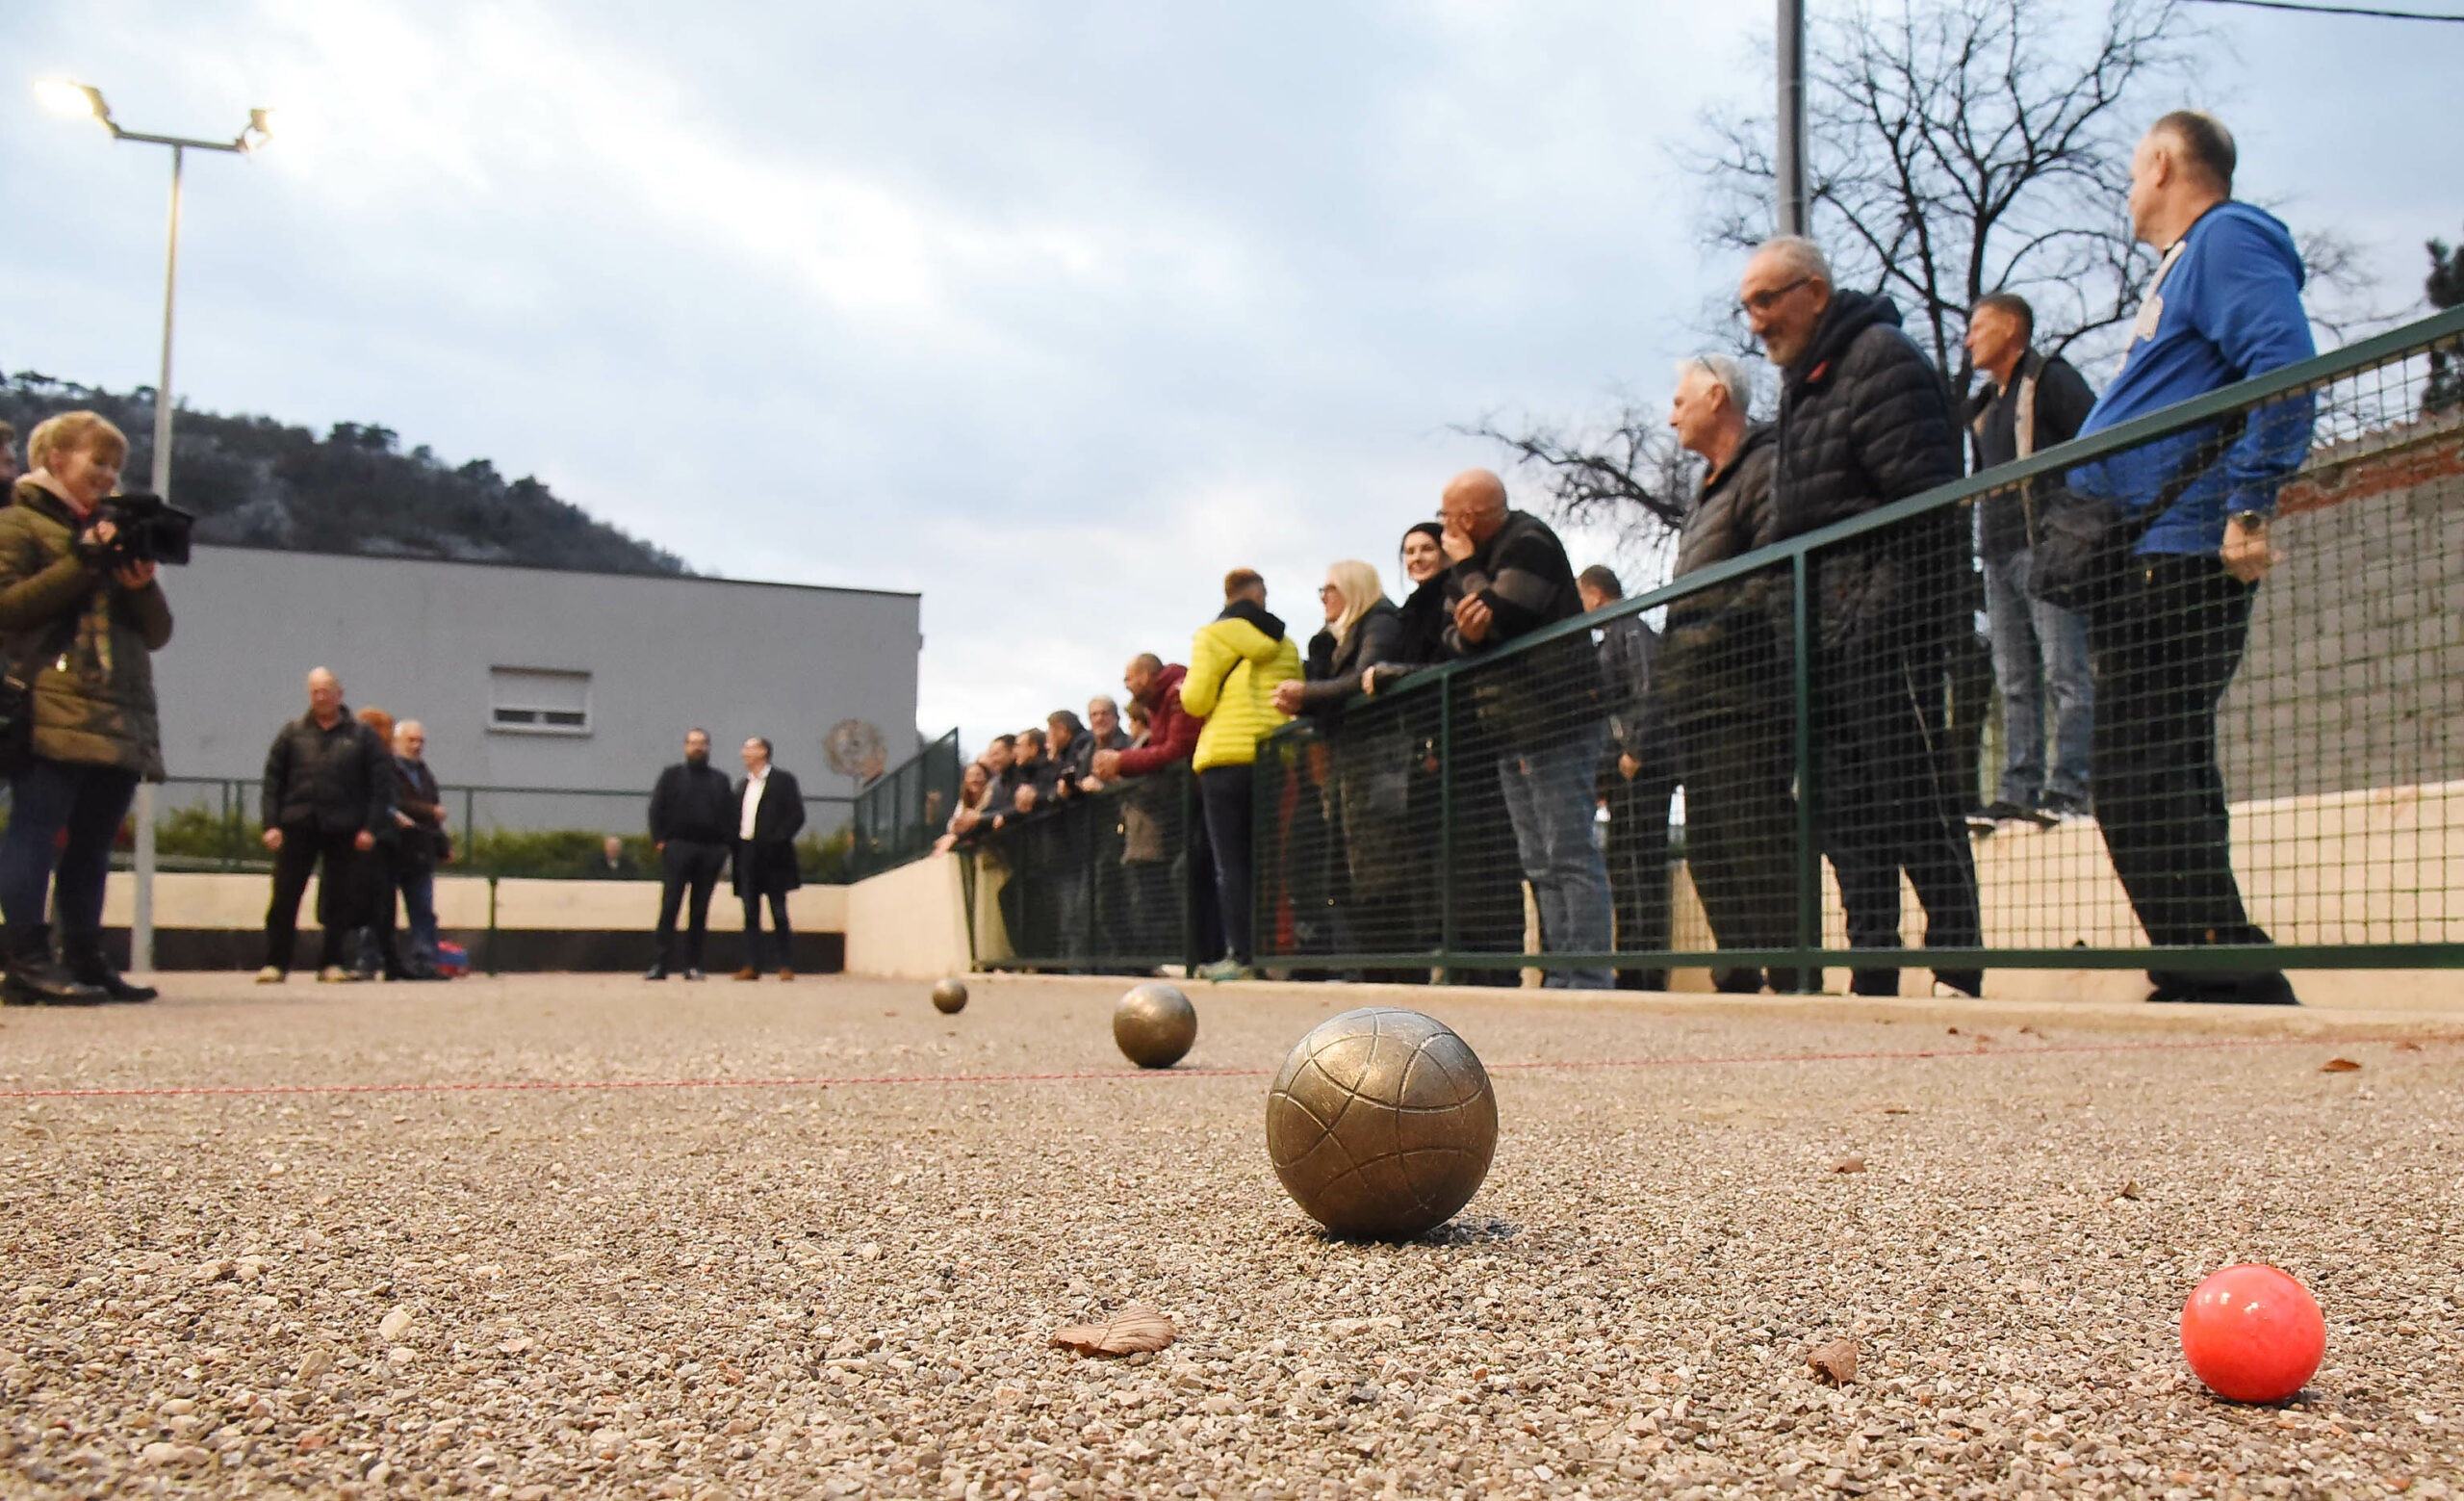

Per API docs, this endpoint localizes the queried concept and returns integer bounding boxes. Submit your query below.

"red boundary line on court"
[0,1032,2448,1100]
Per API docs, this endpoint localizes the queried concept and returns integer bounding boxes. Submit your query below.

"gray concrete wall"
[150,547,921,823]
[2225,413,2464,806]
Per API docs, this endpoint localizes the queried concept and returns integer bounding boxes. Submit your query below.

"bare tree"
[1691,0,2199,398]
[1452,401,1698,584]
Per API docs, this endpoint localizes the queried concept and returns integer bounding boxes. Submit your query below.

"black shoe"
[682,967,706,981]
[1848,969,1899,997]
[2146,970,2301,1006]
[61,934,157,1003]
[3,925,106,1006]
[643,964,670,981]
[1934,970,1985,998]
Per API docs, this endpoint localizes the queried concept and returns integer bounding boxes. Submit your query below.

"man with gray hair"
[1656,354,1802,993]
[1741,235,1984,996]
[258,668,390,983]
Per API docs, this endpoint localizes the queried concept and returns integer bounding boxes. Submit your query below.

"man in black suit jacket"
[732,737,806,979]
[646,728,734,980]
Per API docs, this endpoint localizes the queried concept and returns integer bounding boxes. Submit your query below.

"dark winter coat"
[0,481,174,779]
[648,759,735,844]
[261,710,391,834]
[1770,290,1965,654]
[732,766,806,895]
[1443,509,1602,747]
[1363,579,1450,693]
[1658,425,1788,725]
[1295,598,1402,732]
[390,755,450,868]
[1595,611,1663,761]
[1966,349,2097,563]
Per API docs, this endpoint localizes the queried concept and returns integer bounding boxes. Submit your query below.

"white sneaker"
[255,966,285,984]
[317,966,351,983]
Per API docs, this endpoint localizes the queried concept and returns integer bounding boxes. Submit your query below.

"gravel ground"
[1,972,2460,1500]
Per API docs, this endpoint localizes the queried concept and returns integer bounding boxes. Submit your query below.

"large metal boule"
[1113,983,1196,1069]
[1264,1007,1497,1240]
[931,977,968,1015]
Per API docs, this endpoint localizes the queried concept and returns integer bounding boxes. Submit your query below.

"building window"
[489,667,591,735]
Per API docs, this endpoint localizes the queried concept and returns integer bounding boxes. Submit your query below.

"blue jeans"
[1984,550,2093,807]
[1,759,140,937]
[1497,725,1613,989]
[398,863,439,970]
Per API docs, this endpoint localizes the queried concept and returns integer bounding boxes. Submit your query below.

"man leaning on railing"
[2062,111,2316,1007]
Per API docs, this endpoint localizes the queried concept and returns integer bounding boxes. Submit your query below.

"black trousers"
[654,840,729,969]
[1812,635,1984,994]
[264,823,362,970]
[1601,749,1677,989]
[1197,764,1255,964]
[2087,556,2272,982]
[740,882,794,970]
[1670,705,1805,994]
[356,841,404,977]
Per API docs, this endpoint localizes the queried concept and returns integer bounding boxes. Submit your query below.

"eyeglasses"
[1318,583,1342,596]
[1740,275,1812,316]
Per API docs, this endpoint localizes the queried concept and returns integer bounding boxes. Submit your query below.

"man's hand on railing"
[1453,594,1494,644]
[1078,775,1105,794]
[2221,513,2279,584]
[1091,749,1123,779]
[1014,785,1038,814]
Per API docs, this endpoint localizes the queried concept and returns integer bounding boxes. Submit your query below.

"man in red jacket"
[1093,654,1202,779]
[1091,652,1213,963]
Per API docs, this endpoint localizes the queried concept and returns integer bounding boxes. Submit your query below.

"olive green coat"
[0,481,174,780]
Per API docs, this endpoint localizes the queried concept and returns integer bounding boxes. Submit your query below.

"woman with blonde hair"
[1269,561,1415,968]
[0,411,174,1003]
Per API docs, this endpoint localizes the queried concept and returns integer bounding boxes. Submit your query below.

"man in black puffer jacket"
[1743,236,1983,997]
[258,668,391,982]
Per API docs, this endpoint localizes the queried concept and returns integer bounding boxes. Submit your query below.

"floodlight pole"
[1777,0,1810,237]
[50,88,267,976]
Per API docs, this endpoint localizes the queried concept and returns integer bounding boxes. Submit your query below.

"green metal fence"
[845,729,963,881]
[974,305,2464,988]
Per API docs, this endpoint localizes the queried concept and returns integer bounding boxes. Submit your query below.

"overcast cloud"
[6,0,2456,762]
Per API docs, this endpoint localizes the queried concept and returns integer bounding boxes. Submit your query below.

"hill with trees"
[0,373,689,577]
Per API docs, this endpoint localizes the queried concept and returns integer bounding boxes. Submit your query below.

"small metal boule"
[1113,983,1196,1069]
[1264,1007,1497,1240]
[931,977,968,1015]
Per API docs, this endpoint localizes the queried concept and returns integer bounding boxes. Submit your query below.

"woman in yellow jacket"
[1179,568,1302,980]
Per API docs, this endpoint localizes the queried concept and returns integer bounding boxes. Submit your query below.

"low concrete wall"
[101,871,849,972]
[843,853,972,979]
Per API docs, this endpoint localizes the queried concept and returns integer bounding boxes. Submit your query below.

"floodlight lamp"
[243,107,275,150]
[34,78,108,124]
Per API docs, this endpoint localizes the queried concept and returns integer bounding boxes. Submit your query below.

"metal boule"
[1264,1007,1497,1240]
[1114,983,1196,1069]
[930,977,968,1014]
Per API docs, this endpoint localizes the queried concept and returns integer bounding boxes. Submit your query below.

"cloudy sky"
[7,0,2457,761]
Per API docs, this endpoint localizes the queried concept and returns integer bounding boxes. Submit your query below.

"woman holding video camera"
[0,412,173,1004]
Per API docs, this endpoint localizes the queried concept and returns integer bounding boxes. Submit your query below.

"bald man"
[258,668,392,982]
[1437,468,1615,989]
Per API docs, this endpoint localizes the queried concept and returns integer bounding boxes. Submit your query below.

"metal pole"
[131,144,185,976]
[1776,0,1810,237]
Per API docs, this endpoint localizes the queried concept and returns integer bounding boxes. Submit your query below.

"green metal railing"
[845,729,962,881]
[975,305,2464,984]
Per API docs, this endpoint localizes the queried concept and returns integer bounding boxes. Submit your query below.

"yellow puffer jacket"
[1181,601,1301,771]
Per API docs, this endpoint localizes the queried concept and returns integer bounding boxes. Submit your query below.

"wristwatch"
[2227,509,2269,532]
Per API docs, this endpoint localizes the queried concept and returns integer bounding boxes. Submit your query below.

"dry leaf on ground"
[2321,1058,2362,1074]
[1050,1305,1175,1357]
[2398,1041,2424,1052]
[1832,1156,1866,1174]
[1808,1338,1859,1385]
[2118,1179,2143,1201]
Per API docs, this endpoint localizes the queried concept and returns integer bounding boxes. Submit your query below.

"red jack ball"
[2180,1264,2324,1404]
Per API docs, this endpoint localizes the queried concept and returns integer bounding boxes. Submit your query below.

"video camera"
[93,492,195,568]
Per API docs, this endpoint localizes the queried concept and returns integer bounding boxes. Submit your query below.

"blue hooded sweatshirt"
[2067,200,2315,556]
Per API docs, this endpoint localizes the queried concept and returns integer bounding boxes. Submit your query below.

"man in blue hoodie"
[2067,111,2314,1005]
